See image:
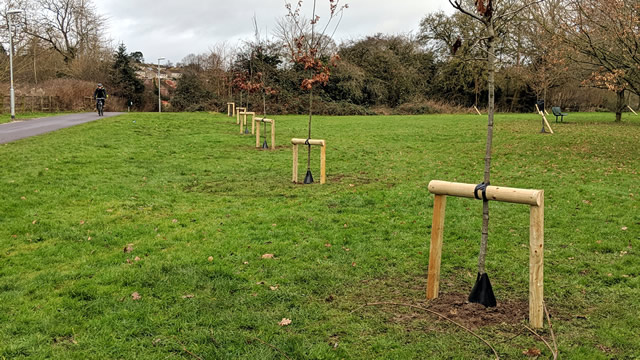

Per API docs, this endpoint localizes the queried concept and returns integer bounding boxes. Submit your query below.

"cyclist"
[93,83,107,114]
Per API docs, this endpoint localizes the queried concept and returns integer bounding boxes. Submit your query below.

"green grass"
[0,111,638,359]
[0,111,74,124]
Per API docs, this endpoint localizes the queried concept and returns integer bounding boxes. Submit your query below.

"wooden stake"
[535,104,554,134]
[292,143,299,183]
[530,194,544,329]
[271,120,275,151]
[255,118,262,148]
[320,143,326,184]
[473,105,482,116]
[427,194,447,299]
[627,105,638,115]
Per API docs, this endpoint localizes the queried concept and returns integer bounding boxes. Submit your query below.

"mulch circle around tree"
[421,292,529,329]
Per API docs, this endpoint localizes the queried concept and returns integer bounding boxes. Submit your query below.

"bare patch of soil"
[419,292,529,329]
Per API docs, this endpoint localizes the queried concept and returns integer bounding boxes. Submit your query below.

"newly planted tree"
[449,0,541,307]
[282,0,346,183]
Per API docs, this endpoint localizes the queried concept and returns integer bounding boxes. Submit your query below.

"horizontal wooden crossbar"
[291,138,326,146]
[428,180,543,206]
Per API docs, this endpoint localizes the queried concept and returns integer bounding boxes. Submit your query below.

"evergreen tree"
[110,43,145,109]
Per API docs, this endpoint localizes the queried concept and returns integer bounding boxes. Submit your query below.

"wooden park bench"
[551,107,567,122]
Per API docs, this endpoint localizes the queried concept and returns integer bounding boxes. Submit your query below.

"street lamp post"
[7,9,24,121]
[157,57,165,113]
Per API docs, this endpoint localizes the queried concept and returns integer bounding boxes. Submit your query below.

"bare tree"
[21,0,105,65]
[547,0,640,121]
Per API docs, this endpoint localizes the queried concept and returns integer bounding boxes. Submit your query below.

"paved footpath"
[0,112,124,144]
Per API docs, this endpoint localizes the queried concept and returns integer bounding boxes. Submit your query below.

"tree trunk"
[477,21,496,276]
[615,89,624,122]
[307,88,313,170]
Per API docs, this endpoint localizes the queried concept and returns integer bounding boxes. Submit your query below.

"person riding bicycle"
[93,83,107,111]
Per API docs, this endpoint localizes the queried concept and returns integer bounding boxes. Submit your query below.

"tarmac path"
[0,112,124,144]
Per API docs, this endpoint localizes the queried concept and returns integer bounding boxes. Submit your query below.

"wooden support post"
[535,104,554,134]
[427,194,447,299]
[320,143,326,184]
[291,138,326,184]
[473,105,482,115]
[235,107,246,124]
[292,143,299,183]
[427,180,545,328]
[227,102,235,116]
[255,118,262,148]
[529,195,544,329]
[254,118,276,150]
[271,120,275,151]
[627,105,638,115]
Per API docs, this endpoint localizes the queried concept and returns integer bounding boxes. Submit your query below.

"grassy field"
[0,111,638,359]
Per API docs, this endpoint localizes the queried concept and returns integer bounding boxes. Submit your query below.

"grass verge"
[0,111,638,359]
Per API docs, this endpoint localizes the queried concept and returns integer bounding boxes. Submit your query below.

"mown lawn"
[0,111,638,359]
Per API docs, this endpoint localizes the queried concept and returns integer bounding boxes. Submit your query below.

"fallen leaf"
[126,259,132,264]
[343,223,348,228]
[134,256,141,261]
[256,281,265,285]
[243,261,249,265]
[270,285,279,291]
[342,247,350,252]
[272,223,277,227]
[278,318,292,326]
[181,294,195,299]
[523,347,542,356]
[87,237,92,241]
[324,243,332,247]
[208,256,214,262]
[124,244,134,253]
[172,219,178,223]
[262,254,275,259]
[351,262,357,267]
[20,196,26,200]
[80,220,85,225]
[32,220,37,225]
[621,226,628,231]
[131,292,141,300]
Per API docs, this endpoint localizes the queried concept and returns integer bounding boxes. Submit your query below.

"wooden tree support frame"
[426,180,545,328]
[291,138,326,184]
[473,105,482,116]
[255,118,275,150]
[535,104,554,134]
[227,102,235,117]
[627,105,638,116]
[235,107,247,124]
[239,111,256,134]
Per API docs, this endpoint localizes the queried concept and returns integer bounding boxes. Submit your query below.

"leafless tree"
[21,0,105,65]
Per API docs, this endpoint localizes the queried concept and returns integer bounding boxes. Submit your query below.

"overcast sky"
[95,0,453,65]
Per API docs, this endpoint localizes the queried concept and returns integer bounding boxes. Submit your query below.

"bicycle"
[95,98,105,116]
